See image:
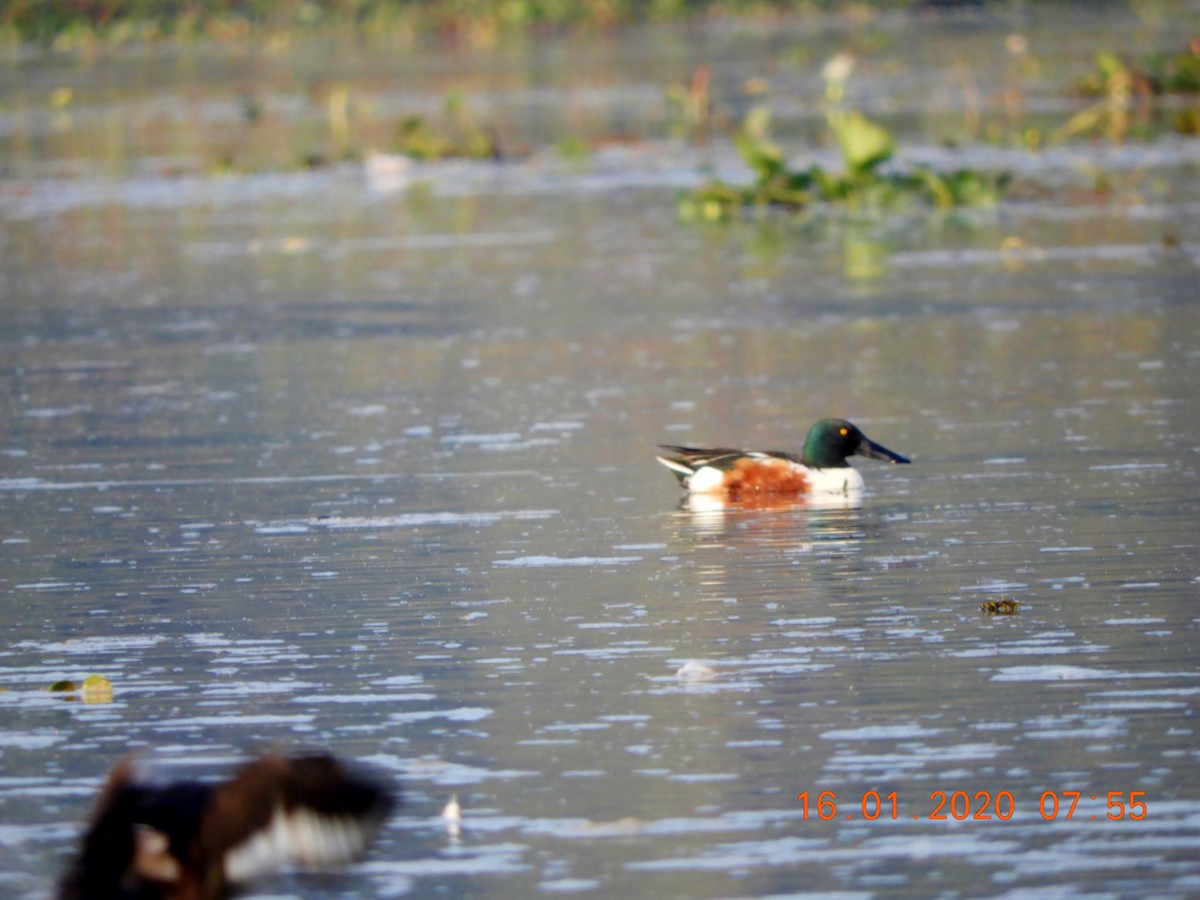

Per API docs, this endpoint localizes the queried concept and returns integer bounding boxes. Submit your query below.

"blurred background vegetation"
[1,0,984,48]
[2,1,1195,216]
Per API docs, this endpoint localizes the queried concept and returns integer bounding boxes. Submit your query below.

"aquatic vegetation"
[555,134,593,163]
[666,64,717,142]
[681,56,1011,221]
[1074,41,1200,99]
[0,1,925,48]
[392,91,503,160]
[1058,41,1200,141]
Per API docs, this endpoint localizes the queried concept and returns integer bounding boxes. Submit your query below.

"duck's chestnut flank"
[720,456,812,498]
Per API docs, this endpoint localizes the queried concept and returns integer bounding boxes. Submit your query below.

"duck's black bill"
[857,437,910,465]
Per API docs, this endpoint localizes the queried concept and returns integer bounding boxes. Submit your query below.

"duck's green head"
[803,418,911,469]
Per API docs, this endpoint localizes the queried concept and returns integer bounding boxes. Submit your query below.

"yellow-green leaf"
[828,110,893,175]
[82,674,114,704]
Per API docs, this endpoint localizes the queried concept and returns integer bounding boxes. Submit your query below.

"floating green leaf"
[827,109,894,176]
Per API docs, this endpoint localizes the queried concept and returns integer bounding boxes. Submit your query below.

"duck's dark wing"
[656,445,801,478]
[201,753,397,884]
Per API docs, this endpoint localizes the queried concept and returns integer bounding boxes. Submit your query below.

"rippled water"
[3,7,1200,900]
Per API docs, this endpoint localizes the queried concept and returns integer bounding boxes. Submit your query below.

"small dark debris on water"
[980,598,1021,615]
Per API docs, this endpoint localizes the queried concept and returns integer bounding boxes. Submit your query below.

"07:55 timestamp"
[797,789,1149,821]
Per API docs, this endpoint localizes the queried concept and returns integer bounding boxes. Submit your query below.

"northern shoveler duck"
[59,752,397,900]
[657,418,910,499]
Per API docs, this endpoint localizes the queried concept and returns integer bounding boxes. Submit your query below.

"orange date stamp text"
[796,790,1148,822]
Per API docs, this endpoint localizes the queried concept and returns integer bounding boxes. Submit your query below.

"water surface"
[2,7,1200,899]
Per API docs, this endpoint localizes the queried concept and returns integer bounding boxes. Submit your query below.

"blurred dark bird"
[59,751,397,900]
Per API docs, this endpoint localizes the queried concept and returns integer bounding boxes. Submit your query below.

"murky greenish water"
[3,7,1200,900]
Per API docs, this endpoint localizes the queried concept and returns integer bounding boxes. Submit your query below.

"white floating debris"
[990,665,1114,682]
[493,555,642,568]
[442,794,462,840]
[675,660,717,682]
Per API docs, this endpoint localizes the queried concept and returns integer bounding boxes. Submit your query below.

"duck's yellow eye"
[839,427,848,436]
